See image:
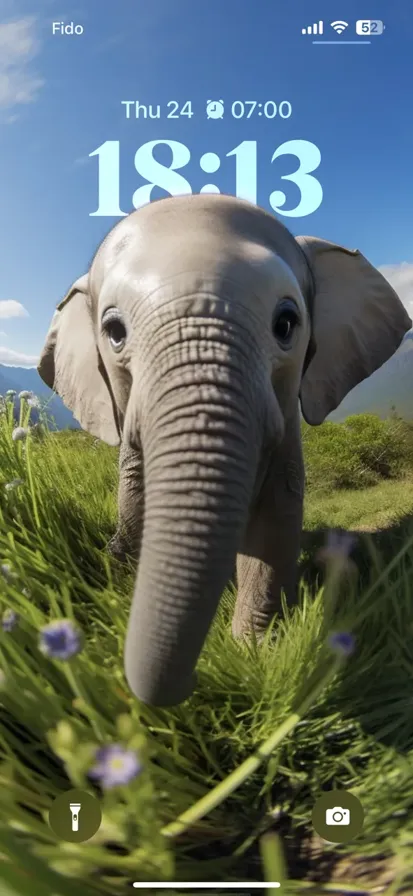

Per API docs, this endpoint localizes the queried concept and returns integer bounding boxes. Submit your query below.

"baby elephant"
[38,194,411,706]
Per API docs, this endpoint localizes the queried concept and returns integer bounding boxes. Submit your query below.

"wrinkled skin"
[37,194,411,707]
[107,440,144,563]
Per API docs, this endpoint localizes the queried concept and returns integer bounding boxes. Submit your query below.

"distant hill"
[0,365,80,430]
[328,331,413,422]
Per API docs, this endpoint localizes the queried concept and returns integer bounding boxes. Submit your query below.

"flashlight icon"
[69,802,81,832]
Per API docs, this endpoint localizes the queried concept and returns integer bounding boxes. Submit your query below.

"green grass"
[0,398,413,895]
[305,477,413,532]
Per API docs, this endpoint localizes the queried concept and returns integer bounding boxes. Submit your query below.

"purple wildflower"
[2,608,18,631]
[317,530,356,566]
[328,631,356,657]
[39,619,82,660]
[89,744,141,789]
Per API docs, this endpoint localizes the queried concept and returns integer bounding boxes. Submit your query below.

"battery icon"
[356,20,385,34]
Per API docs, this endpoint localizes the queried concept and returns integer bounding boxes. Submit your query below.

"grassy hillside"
[303,414,413,531]
[0,398,412,895]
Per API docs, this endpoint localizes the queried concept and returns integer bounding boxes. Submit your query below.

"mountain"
[0,365,80,430]
[328,331,413,422]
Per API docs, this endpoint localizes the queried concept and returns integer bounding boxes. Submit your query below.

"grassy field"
[0,395,413,895]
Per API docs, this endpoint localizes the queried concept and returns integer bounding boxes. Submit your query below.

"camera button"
[312,789,364,843]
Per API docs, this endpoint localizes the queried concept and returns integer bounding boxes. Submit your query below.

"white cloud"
[0,347,38,367]
[0,300,29,319]
[379,263,413,317]
[0,17,44,110]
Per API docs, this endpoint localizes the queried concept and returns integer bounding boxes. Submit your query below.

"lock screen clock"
[90,138,323,219]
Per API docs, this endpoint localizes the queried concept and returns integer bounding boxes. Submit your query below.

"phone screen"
[1,2,412,894]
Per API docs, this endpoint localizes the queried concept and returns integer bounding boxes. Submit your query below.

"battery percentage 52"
[356,20,385,34]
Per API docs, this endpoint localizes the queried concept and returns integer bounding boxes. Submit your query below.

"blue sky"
[1,0,412,366]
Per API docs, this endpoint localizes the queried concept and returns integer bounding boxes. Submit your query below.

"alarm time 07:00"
[121,99,293,119]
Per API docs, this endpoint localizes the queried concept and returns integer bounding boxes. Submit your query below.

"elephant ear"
[296,237,412,425]
[37,274,121,446]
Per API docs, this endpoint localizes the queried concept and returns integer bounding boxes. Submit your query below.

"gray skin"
[107,439,144,563]
[37,194,411,707]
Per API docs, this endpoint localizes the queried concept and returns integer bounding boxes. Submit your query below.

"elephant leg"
[107,438,144,562]
[232,414,304,638]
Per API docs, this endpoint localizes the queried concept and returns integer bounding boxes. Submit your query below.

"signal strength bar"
[302,20,323,34]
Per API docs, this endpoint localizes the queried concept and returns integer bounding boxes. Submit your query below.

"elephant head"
[38,194,411,706]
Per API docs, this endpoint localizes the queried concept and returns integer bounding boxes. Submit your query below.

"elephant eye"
[272,300,300,347]
[101,308,127,353]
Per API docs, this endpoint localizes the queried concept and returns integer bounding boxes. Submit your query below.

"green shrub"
[302,413,413,492]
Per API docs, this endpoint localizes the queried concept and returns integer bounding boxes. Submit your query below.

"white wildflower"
[27,396,40,409]
[18,391,33,400]
[0,564,16,583]
[12,427,28,442]
[4,479,24,491]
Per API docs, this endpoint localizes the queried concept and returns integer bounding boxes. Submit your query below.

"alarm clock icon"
[206,100,224,119]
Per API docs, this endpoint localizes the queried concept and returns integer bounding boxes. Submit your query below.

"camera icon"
[325,806,350,825]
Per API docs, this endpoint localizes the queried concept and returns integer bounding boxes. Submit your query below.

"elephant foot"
[231,614,268,643]
[107,533,136,563]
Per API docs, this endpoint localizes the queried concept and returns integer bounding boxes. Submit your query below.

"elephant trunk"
[124,311,274,706]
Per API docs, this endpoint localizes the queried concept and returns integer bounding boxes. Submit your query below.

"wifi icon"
[330,20,349,33]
